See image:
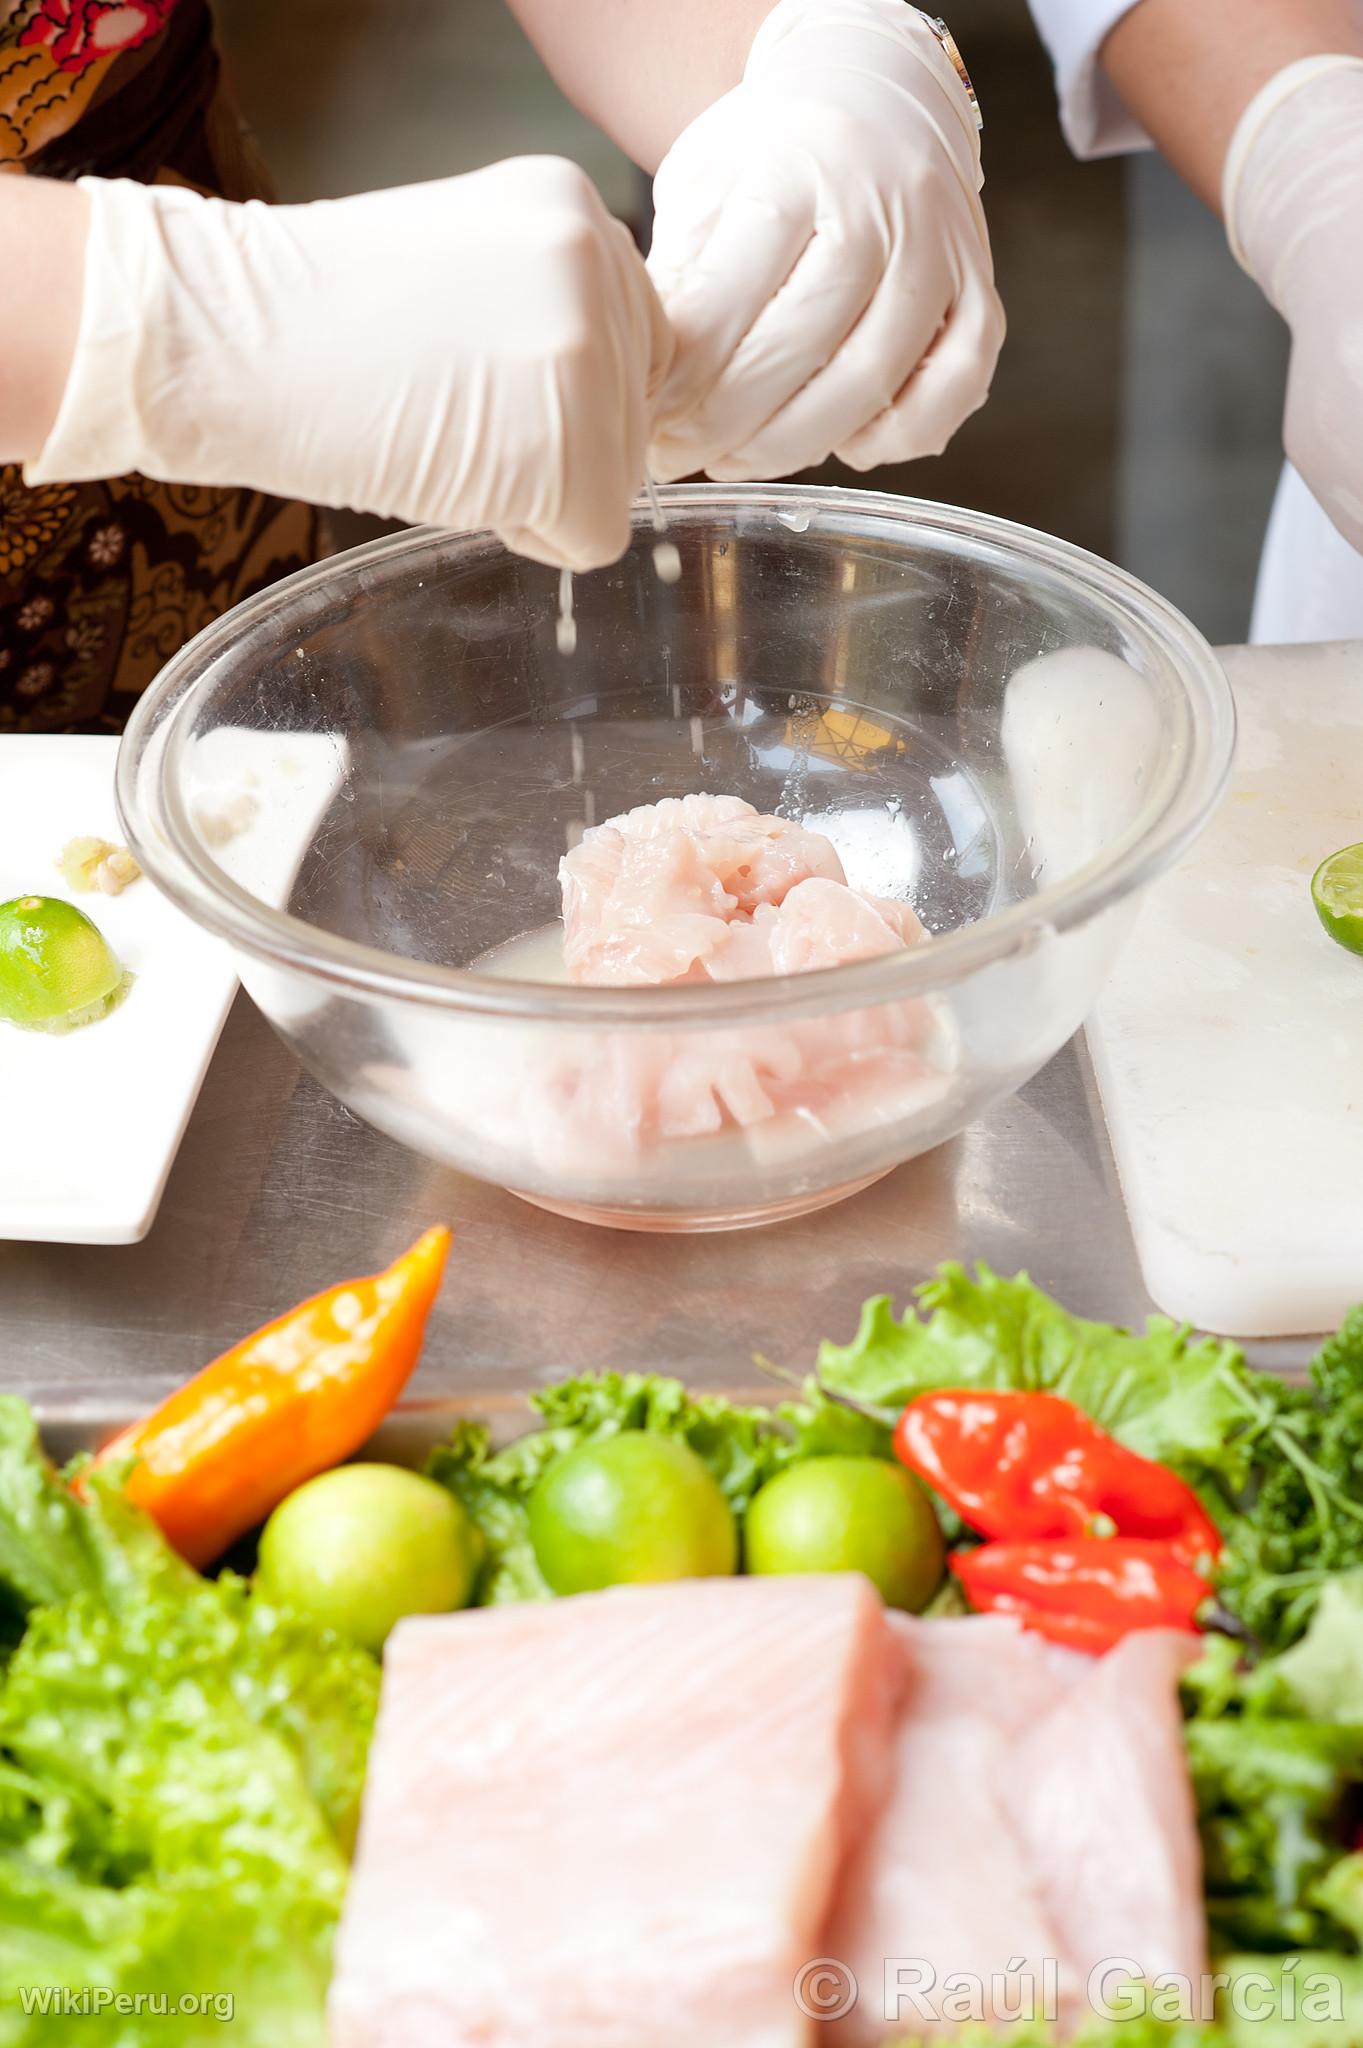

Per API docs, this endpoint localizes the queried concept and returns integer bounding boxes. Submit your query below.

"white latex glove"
[27,159,672,572]
[646,0,1004,483]
[1225,57,1363,557]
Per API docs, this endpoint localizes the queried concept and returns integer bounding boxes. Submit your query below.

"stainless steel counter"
[1,987,1313,1403]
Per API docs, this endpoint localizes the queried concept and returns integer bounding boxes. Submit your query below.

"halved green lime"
[1311,843,1363,957]
[0,894,126,1031]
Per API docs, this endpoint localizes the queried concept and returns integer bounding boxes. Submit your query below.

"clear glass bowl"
[117,486,1234,1231]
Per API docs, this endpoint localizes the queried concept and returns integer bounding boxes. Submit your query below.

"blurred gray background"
[216,0,1290,646]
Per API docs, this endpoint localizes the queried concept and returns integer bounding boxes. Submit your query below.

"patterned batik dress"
[0,0,319,732]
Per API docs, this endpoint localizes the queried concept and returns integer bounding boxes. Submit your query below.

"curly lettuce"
[0,1404,379,2047]
[818,1264,1252,1474]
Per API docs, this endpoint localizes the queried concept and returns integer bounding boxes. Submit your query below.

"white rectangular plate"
[0,735,238,1244]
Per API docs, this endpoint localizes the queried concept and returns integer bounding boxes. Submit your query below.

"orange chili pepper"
[90,1225,451,1566]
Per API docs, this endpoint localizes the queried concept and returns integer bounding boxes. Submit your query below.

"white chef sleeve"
[1024,0,1153,158]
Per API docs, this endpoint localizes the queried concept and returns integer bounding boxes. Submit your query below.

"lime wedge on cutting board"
[0,894,126,1030]
[1311,843,1363,957]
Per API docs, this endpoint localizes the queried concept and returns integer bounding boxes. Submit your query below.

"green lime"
[257,1463,484,1652]
[528,1433,738,1595]
[0,894,125,1030]
[744,1456,945,1612]
[1312,842,1363,957]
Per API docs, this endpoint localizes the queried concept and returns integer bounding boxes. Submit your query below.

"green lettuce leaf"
[1273,1575,1363,1725]
[0,1405,380,2047]
[817,1265,1253,1476]
[1182,1618,1363,1958]
[506,1370,821,1511]
[0,1398,205,1633]
[1185,1711,1363,1950]
[0,1399,102,1615]
[1215,1954,1363,2046]
[778,1389,891,1464]
[2,1554,378,1853]
[1311,1857,1363,1949]
[426,1421,550,1606]
[0,1636,354,2045]
[0,1841,334,2048]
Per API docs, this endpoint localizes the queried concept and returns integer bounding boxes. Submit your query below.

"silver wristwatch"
[913,11,983,132]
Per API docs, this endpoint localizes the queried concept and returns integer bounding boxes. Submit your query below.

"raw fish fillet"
[1002,1630,1208,2002]
[430,794,945,1176]
[826,1616,1079,2042]
[708,880,925,982]
[371,794,953,1193]
[560,794,850,985]
[328,1576,904,2048]
[826,1619,1206,2042]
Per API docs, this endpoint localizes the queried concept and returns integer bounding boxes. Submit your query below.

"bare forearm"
[1101,0,1363,210]
[0,175,88,463]
[504,0,777,171]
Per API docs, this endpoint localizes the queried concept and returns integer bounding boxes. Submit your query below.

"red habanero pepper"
[894,1389,1222,1562]
[950,1539,1211,1654]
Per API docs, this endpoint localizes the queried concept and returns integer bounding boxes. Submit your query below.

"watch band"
[914,11,983,133]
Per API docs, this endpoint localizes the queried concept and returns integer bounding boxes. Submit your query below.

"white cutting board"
[1086,640,1363,1338]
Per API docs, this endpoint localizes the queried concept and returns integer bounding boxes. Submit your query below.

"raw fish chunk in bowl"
[117,487,1233,1230]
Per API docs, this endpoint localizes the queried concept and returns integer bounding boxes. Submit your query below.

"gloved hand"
[646,0,1004,483]
[27,158,672,571]
[1225,57,1363,556]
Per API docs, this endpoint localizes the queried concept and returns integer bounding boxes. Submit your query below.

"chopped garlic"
[58,836,142,896]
